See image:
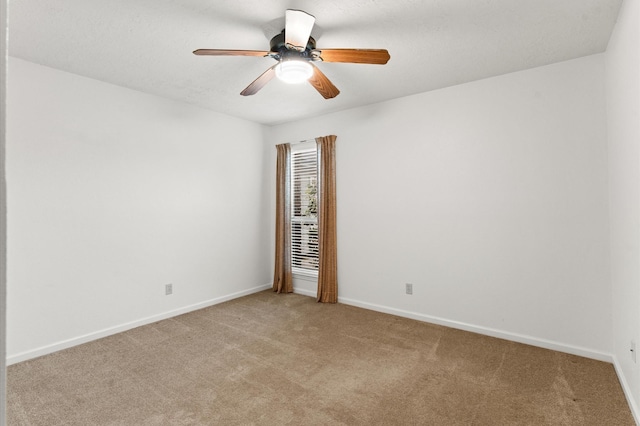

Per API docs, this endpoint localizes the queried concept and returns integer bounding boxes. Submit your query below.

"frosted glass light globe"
[275,60,313,84]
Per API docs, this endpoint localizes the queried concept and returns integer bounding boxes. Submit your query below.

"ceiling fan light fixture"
[275,60,313,84]
[193,9,388,98]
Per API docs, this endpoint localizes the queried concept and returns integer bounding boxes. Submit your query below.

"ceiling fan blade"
[308,64,340,99]
[193,49,270,57]
[317,49,390,64]
[285,10,315,51]
[240,65,277,96]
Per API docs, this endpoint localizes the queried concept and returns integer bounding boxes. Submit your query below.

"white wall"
[1,0,7,422]
[606,0,640,419]
[268,54,611,359]
[6,58,271,362]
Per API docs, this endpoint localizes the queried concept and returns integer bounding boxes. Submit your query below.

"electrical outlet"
[631,340,636,363]
[405,283,413,295]
[165,283,173,296]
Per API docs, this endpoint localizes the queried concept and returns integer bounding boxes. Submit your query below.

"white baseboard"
[336,296,613,363]
[10,285,614,365]
[7,283,271,365]
[613,356,640,425]
[291,291,613,362]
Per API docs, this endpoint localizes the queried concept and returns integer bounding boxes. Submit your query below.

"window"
[291,142,318,274]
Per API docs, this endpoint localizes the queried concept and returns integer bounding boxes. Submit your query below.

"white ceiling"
[9,0,623,125]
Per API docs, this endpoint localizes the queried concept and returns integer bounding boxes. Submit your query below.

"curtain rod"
[288,138,316,145]
[274,139,315,148]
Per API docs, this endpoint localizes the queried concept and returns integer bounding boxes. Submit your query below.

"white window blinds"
[291,145,318,273]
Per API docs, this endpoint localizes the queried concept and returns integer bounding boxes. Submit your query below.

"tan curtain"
[316,135,338,303]
[273,143,293,294]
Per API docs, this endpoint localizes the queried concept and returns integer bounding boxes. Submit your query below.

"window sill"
[292,268,318,281]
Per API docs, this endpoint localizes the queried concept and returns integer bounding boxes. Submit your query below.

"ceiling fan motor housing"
[269,30,318,61]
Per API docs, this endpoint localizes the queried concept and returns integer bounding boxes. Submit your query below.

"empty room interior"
[3,0,640,424]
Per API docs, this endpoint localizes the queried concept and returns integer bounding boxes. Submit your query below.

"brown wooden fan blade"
[317,49,390,64]
[193,49,270,57]
[285,9,315,51]
[308,64,340,99]
[240,65,277,96]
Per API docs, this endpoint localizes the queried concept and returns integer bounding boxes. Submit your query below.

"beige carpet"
[8,290,635,425]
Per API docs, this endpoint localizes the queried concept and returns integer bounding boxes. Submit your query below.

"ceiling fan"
[193,9,390,99]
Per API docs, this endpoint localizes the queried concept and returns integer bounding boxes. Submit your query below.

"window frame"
[290,140,319,277]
